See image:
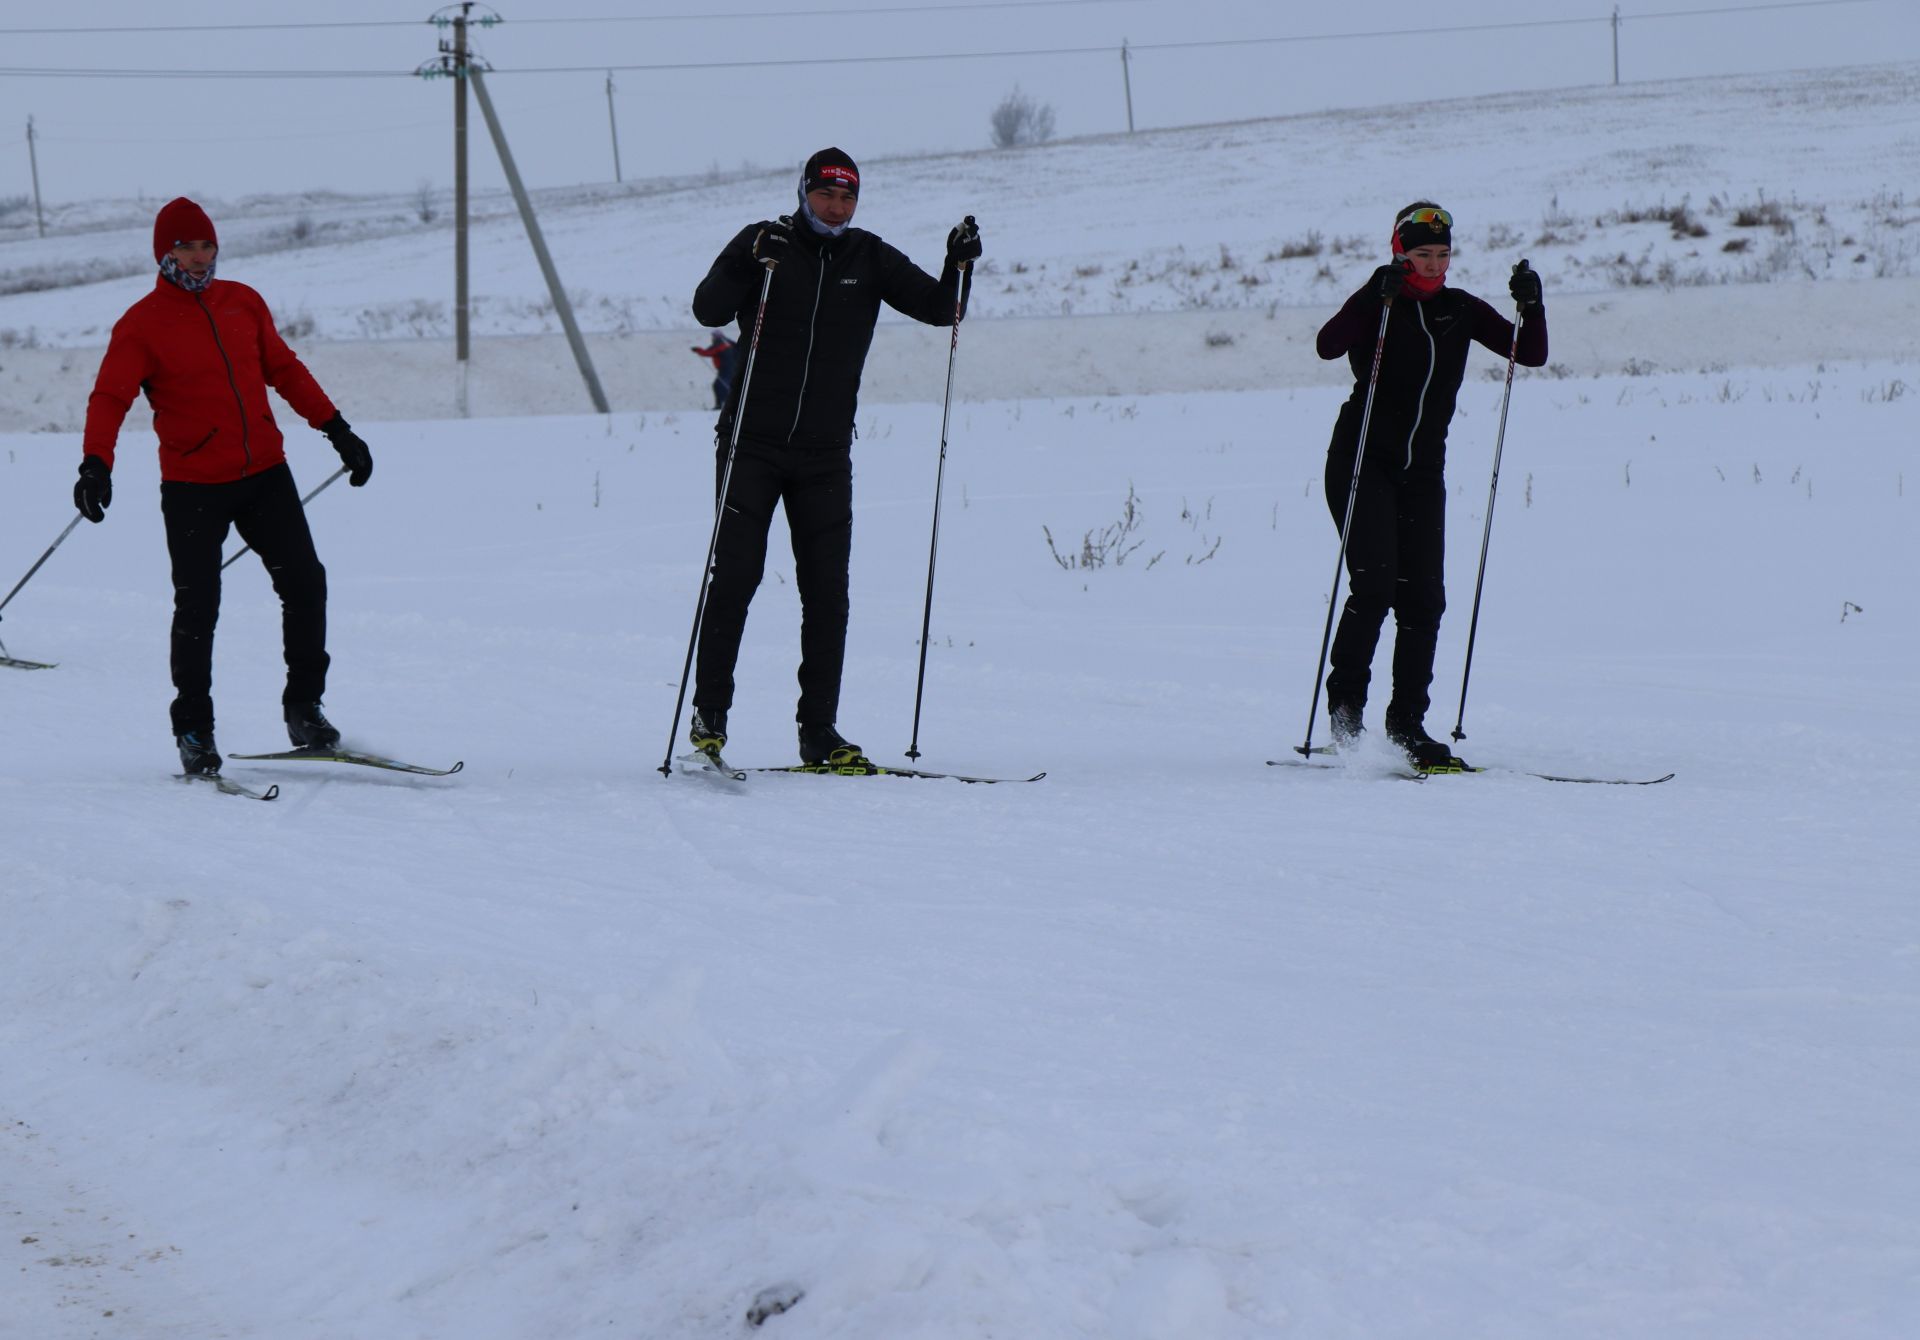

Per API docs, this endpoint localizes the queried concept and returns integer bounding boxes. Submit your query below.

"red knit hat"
[153,197,217,263]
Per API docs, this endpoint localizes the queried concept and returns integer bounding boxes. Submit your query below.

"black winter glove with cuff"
[74,455,112,523]
[1508,260,1543,309]
[751,218,794,269]
[945,215,982,267]
[321,414,373,487]
[1371,262,1409,302]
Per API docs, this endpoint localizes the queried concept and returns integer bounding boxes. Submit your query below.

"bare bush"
[1733,197,1793,232]
[1267,231,1323,261]
[1044,485,1145,570]
[1484,221,1523,249]
[414,180,438,224]
[277,310,317,341]
[1602,198,1709,238]
[989,86,1056,149]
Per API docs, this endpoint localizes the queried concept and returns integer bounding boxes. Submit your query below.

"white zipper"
[787,249,828,441]
[1403,301,1436,469]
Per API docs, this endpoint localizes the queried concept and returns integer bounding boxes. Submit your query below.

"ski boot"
[177,729,223,776]
[285,701,342,752]
[1328,700,1365,751]
[689,706,728,759]
[798,722,871,770]
[1386,714,1468,774]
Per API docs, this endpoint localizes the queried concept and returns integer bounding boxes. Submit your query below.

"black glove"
[1370,262,1408,302]
[321,413,373,487]
[74,455,111,523]
[751,218,793,268]
[946,215,982,267]
[1508,260,1543,308]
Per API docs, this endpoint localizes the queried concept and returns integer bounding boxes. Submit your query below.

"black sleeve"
[1316,284,1380,360]
[692,224,762,328]
[1467,292,1549,367]
[876,238,963,327]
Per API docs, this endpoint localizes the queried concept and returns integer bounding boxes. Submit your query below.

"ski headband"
[801,147,860,198]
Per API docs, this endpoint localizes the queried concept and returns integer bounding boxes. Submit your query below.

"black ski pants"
[1323,452,1446,726]
[694,436,853,725]
[160,463,329,734]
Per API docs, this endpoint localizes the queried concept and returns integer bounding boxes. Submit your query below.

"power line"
[512,0,1136,22]
[0,0,1131,37]
[0,0,1880,80]
[0,20,425,36]
[507,0,1883,69]
[0,67,414,80]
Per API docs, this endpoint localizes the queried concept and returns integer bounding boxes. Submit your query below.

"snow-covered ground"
[3,60,1919,1340]
[4,62,1917,346]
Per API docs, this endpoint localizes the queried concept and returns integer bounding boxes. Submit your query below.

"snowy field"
[4,363,1917,1338]
[5,58,1920,1340]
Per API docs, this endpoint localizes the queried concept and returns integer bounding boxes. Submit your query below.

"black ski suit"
[689,216,966,724]
[1316,280,1547,729]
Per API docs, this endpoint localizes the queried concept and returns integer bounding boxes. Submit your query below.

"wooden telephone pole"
[420,5,606,415]
[26,116,46,238]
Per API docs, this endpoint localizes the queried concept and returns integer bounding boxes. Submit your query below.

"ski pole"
[904,251,972,761]
[1449,259,1531,743]
[659,259,778,778]
[1296,295,1394,759]
[221,465,347,570]
[0,514,82,622]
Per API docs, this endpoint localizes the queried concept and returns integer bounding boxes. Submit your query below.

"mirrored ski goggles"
[1395,206,1453,232]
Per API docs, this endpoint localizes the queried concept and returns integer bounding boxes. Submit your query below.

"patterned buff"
[159,253,217,292]
[1390,204,1453,300]
[799,198,847,237]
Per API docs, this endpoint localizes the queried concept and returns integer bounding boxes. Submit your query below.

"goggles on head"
[1395,205,1453,233]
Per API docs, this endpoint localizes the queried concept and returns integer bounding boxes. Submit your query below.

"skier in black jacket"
[687,147,981,766]
[1315,201,1548,770]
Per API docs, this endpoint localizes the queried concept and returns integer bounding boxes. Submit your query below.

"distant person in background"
[686,146,981,767]
[74,196,375,779]
[1314,200,1547,771]
[690,329,739,409]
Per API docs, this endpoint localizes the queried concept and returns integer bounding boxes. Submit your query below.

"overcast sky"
[3,0,1915,207]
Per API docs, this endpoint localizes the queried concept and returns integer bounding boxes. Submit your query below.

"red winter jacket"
[83,275,337,484]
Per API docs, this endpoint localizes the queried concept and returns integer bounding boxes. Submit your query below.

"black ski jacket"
[693,218,966,450]
[1318,282,1548,478]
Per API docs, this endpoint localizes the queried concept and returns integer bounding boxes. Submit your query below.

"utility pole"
[1120,40,1135,134]
[423,4,497,414]
[1612,6,1621,87]
[469,69,610,414]
[26,116,45,238]
[454,6,471,414]
[605,70,622,183]
[419,3,606,415]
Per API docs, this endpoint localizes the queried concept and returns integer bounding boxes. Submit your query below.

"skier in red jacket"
[690,330,739,409]
[74,197,374,778]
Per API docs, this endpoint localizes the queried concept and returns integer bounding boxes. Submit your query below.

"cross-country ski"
[227,747,464,777]
[180,772,279,802]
